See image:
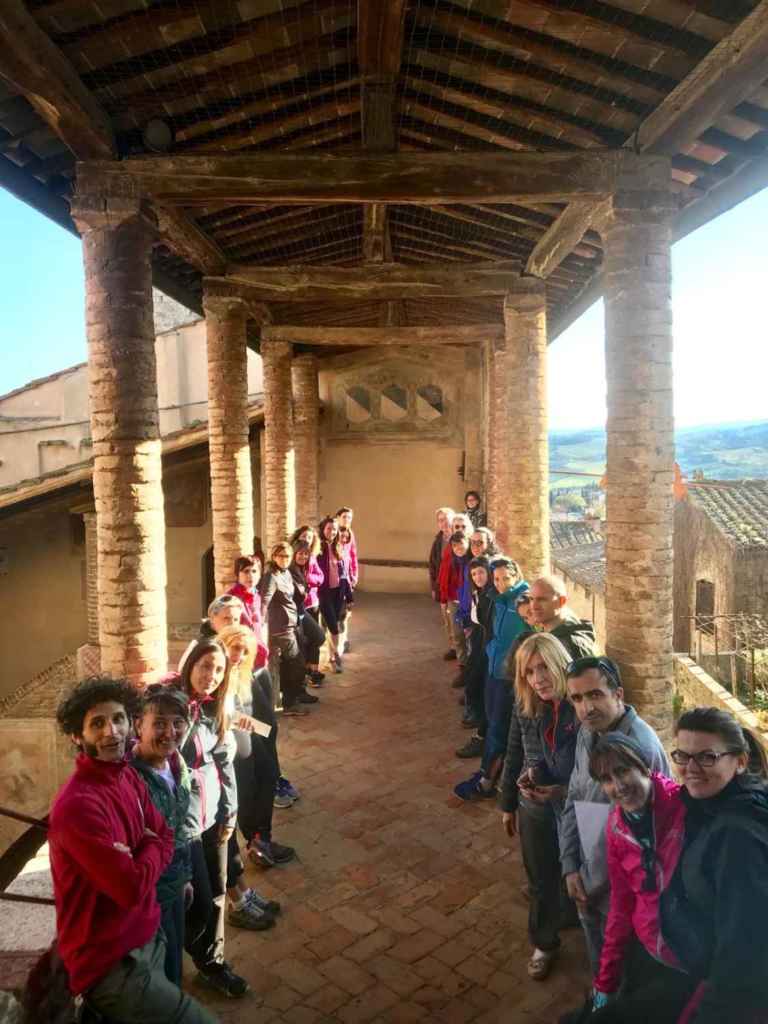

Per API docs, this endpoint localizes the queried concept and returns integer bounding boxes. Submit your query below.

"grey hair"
[207,594,244,619]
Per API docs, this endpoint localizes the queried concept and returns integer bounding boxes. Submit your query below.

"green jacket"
[129,746,192,906]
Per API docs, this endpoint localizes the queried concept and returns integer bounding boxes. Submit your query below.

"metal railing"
[690,613,768,707]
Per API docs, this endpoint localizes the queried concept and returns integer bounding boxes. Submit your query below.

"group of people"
[41,508,360,1023]
[429,494,768,1023]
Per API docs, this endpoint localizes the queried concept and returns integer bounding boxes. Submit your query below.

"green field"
[549,421,768,490]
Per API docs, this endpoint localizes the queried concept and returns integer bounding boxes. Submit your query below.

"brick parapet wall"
[674,655,768,752]
[203,294,254,595]
[603,190,675,740]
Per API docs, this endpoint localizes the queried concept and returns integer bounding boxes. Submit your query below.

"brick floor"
[195,593,590,1023]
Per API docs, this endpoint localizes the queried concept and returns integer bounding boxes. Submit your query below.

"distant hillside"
[550,421,768,488]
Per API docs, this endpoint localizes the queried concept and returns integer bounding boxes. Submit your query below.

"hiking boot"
[228,901,275,931]
[298,691,319,704]
[197,961,249,998]
[456,735,484,758]
[246,888,282,916]
[528,947,558,981]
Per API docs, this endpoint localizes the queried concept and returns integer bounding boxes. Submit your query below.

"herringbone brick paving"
[196,593,590,1022]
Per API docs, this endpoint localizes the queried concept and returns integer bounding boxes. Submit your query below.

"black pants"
[463,624,487,729]
[185,833,225,970]
[519,801,562,953]
[591,943,698,1023]
[159,893,185,986]
[299,607,325,665]
[269,631,306,706]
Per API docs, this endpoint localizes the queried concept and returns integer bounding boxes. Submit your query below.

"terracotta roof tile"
[687,480,768,549]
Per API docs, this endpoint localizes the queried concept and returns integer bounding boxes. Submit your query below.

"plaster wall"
[0,322,263,488]
[0,499,88,689]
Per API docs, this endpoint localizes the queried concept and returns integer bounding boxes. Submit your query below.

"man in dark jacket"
[529,575,597,659]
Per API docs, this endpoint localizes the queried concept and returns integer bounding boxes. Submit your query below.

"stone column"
[261,340,295,549]
[72,198,167,684]
[501,285,550,579]
[485,338,505,541]
[602,179,675,739]
[291,352,320,527]
[203,292,254,596]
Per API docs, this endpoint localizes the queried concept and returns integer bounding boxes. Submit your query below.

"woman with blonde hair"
[177,639,250,996]
[501,632,580,983]
[218,624,296,875]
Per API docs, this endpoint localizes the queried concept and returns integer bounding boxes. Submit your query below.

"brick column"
[203,292,254,596]
[603,182,675,739]
[291,352,320,527]
[261,340,295,549]
[72,198,167,684]
[501,286,550,579]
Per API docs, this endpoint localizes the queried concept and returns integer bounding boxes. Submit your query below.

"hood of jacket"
[550,613,597,658]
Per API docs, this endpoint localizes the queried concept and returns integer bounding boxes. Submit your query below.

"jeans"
[519,801,562,953]
[87,931,218,1023]
[445,600,468,665]
[159,893,185,985]
[481,675,513,778]
[578,889,611,978]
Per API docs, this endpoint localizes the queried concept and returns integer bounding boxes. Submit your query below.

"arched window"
[416,384,444,421]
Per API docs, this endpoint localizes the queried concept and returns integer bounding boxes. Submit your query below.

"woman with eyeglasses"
[659,707,768,1024]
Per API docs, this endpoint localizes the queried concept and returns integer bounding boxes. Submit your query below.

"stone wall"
[556,568,607,650]
[673,498,735,652]
[674,654,768,751]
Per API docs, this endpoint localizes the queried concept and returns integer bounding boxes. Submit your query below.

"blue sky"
[0,185,766,429]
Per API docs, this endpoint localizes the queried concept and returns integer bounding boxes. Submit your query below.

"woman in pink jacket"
[586,732,697,1022]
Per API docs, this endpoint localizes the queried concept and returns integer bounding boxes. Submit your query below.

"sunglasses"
[670,749,742,769]
[565,655,621,685]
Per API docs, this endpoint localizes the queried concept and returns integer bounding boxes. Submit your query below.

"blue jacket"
[455,563,473,628]
[485,581,530,678]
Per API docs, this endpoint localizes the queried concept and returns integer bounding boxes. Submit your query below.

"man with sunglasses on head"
[559,656,669,985]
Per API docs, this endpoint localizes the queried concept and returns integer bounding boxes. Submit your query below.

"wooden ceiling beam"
[0,0,115,159]
[217,261,521,301]
[76,150,666,205]
[261,325,502,346]
[526,0,768,279]
[154,205,226,275]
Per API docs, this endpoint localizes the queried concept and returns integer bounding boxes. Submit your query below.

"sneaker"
[273,789,294,808]
[197,961,249,998]
[308,670,325,687]
[278,777,300,801]
[453,771,496,802]
[298,691,319,704]
[443,650,458,661]
[228,901,275,931]
[248,838,296,868]
[334,655,344,673]
[283,703,310,717]
[527,947,558,981]
[456,735,484,758]
[246,888,282,916]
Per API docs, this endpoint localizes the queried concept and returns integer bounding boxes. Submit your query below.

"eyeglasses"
[670,749,742,768]
[565,656,621,686]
